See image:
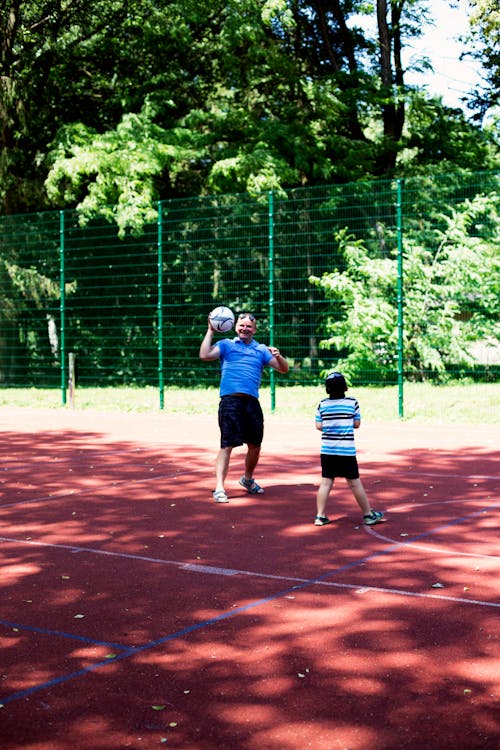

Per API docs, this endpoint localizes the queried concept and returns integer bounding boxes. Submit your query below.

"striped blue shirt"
[315,396,360,456]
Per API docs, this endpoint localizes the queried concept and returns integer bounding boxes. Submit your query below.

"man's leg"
[215,446,233,492]
[244,443,261,480]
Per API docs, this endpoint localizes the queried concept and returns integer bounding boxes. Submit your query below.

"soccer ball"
[209,306,235,333]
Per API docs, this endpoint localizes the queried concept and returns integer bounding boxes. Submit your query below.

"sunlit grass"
[0,382,498,423]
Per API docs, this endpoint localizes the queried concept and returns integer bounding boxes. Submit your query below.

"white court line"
[0,462,496,512]
[366,525,500,560]
[0,467,205,510]
[0,535,498,609]
[0,447,147,467]
[397,471,499,481]
[391,498,497,511]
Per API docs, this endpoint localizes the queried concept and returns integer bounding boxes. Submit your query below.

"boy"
[314,371,384,526]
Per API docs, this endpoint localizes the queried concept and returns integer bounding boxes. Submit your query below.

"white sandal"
[213,489,229,503]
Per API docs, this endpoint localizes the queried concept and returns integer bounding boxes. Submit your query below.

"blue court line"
[1,499,498,708]
[0,619,131,651]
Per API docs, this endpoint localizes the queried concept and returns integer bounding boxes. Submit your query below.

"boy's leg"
[346,477,371,515]
[316,477,334,517]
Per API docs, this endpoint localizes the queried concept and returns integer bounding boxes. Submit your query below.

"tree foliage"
[466,0,500,117]
[1,0,498,227]
[310,192,500,382]
[1,1,499,392]
[1,173,498,386]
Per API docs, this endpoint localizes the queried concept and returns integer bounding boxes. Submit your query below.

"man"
[199,312,289,503]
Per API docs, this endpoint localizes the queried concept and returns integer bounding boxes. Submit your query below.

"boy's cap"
[326,371,347,389]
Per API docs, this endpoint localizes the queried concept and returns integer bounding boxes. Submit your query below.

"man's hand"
[268,346,289,373]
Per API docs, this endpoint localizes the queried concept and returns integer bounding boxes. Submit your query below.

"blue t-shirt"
[216,338,273,398]
[315,396,360,456]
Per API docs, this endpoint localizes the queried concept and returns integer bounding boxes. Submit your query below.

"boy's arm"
[354,401,361,429]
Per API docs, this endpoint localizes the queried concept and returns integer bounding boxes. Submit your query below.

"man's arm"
[267,346,289,374]
[199,325,221,361]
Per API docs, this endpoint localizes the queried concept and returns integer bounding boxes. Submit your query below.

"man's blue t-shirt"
[216,338,273,398]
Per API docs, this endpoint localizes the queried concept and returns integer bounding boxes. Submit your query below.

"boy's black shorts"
[321,454,359,479]
[219,395,264,448]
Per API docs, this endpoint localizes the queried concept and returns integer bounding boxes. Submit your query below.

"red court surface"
[0,406,498,750]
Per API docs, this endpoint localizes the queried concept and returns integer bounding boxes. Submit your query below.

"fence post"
[268,190,275,411]
[68,352,76,408]
[157,201,165,410]
[59,210,67,406]
[396,179,404,418]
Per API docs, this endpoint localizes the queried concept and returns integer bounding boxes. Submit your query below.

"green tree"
[0,216,76,384]
[310,192,500,382]
[398,94,498,173]
[466,0,500,117]
[0,0,210,212]
[3,0,499,229]
[43,1,444,230]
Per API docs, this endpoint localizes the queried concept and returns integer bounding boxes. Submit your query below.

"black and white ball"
[209,306,235,333]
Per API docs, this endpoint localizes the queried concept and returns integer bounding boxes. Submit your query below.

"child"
[314,371,384,527]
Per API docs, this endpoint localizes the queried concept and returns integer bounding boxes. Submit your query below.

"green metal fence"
[0,172,498,413]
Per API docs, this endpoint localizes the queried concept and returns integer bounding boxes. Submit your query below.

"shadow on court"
[0,422,498,749]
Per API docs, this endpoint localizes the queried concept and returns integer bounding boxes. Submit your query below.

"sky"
[402,0,483,111]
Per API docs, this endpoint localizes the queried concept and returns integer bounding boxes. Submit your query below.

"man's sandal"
[239,476,264,494]
[213,489,229,503]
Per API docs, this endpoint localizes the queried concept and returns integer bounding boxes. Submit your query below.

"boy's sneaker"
[314,515,331,526]
[363,510,384,525]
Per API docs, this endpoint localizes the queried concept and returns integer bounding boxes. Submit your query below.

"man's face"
[235,314,256,343]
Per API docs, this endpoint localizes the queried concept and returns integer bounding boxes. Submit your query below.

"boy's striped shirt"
[315,396,360,456]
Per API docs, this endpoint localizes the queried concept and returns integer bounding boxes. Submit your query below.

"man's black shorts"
[321,454,359,479]
[218,395,264,448]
